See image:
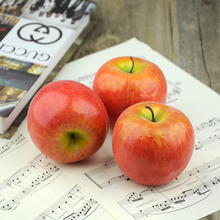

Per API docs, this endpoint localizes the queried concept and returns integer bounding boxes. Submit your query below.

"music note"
[117,156,220,219]
[118,188,155,208]
[210,177,220,186]
[76,73,96,89]
[84,158,121,189]
[10,134,25,145]
[0,132,26,158]
[0,154,62,212]
[1,202,14,211]
[131,200,173,218]
[204,133,220,145]
[152,201,172,212]
[34,185,100,220]
[99,174,132,188]
[0,144,10,155]
[193,183,210,195]
[206,157,220,169]
[128,192,144,203]
[195,117,220,132]
[166,80,182,104]
[195,122,212,132]
[63,199,97,220]
[171,195,186,204]
[190,163,212,174]
[195,140,204,150]
[172,171,192,183]
[0,189,29,212]
[194,133,220,150]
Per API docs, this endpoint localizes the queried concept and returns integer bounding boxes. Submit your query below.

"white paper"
[0,130,114,219]
[51,38,220,220]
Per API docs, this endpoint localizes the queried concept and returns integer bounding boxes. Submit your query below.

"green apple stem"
[72,134,77,154]
[145,105,156,122]
[129,56,134,73]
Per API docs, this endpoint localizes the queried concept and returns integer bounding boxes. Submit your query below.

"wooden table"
[71,1,220,219]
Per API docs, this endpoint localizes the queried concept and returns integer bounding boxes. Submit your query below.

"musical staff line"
[85,158,133,189]
[117,157,220,219]
[34,184,99,220]
[195,133,220,150]
[166,80,182,104]
[0,154,62,212]
[75,73,96,89]
[194,117,220,133]
[0,132,26,158]
[85,155,220,193]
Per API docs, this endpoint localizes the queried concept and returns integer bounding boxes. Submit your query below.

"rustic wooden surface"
[70,1,220,219]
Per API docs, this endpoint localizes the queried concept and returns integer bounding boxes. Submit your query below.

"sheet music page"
[31,37,220,220]
[0,130,114,219]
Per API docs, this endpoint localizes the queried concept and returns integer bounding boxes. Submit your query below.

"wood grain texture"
[72,0,179,63]
[177,0,220,94]
[69,2,220,218]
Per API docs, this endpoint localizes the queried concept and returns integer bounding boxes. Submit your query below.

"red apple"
[27,80,109,163]
[112,102,195,185]
[93,56,167,128]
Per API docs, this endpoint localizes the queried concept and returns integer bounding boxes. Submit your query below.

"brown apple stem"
[145,105,156,122]
[129,56,134,73]
[72,135,77,154]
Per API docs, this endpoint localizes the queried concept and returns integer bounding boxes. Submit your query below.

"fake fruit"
[93,56,167,128]
[112,102,195,185]
[27,80,109,163]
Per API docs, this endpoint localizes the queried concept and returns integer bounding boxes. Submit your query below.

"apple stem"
[145,105,156,122]
[129,56,134,73]
[72,135,77,154]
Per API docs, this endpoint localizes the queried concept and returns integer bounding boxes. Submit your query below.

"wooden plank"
[177,0,220,94]
[72,0,179,64]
